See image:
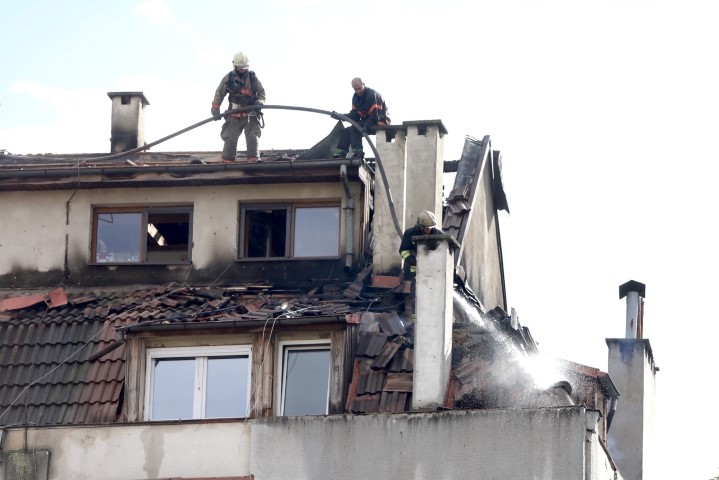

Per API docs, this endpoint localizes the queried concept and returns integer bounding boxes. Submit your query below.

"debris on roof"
[0,282,376,427]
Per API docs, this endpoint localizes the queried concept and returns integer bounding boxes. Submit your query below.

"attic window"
[145,345,251,420]
[278,341,331,416]
[92,206,193,264]
[239,203,340,259]
[121,95,131,105]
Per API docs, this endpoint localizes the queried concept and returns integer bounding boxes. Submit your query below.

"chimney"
[108,92,150,153]
[619,279,645,338]
[411,233,458,410]
[372,120,447,284]
[371,119,452,408]
[606,280,658,480]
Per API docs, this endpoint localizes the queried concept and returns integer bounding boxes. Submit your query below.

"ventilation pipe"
[619,280,645,339]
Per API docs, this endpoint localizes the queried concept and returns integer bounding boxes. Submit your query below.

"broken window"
[145,345,251,420]
[279,341,331,416]
[240,204,340,259]
[92,206,192,264]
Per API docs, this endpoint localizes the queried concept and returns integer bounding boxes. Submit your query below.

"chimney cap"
[619,280,645,299]
[107,91,150,106]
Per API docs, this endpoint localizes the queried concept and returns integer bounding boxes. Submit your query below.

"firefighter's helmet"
[232,51,250,69]
[416,210,437,227]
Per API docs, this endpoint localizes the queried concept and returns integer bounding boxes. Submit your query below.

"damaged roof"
[0,277,592,428]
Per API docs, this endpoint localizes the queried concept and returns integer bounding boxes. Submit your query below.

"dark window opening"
[146,211,191,263]
[240,204,340,259]
[244,207,288,258]
[121,95,131,105]
[93,206,192,264]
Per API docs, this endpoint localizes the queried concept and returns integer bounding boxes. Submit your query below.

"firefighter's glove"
[253,101,263,111]
[330,111,342,121]
[211,107,222,121]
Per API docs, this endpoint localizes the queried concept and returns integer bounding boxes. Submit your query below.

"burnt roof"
[0,282,373,427]
[0,278,608,428]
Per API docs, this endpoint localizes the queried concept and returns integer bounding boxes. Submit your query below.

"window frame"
[276,339,332,416]
[144,345,252,421]
[238,202,341,260]
[91,205,193,265]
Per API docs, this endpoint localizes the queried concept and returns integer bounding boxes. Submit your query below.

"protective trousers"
[221,116,262,160]
[336,126,361,153]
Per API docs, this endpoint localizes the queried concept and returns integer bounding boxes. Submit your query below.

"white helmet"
[232,51,250,69]
[416,210,437,227]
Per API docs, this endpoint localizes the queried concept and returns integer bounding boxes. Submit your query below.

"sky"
[2,0,718,477]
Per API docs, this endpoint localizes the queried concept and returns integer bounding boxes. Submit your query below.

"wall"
[0,181,365,287]
[606,339,657,480]
[459,154,505,310]
[251,407,604,480]
[1,407,618,480]
[1,422,251,480]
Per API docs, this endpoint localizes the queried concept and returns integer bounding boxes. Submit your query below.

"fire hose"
[79,105,402,238]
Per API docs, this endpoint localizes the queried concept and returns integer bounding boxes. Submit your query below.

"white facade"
[0,181,362,277]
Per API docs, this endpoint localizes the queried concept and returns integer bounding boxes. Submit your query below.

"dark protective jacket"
[212,70,266,112]
[347,87,390,131]
[399,225,442,259]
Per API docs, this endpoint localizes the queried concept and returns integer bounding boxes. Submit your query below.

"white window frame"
[276,339,331,416]
[144,345,252,420]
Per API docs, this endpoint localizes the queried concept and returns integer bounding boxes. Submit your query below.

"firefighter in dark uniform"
[399,210,442,294]
[211,51,266,163]
[334,77,390,159]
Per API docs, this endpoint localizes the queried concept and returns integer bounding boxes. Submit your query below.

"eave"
[0,152,369,191]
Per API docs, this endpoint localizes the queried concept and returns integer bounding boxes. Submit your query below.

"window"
[92,206,192,264]
[278,341,331,416]
[145,345,251,420]
[240,204,340,259]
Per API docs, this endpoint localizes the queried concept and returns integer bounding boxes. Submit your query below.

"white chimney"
[606,280,658,480]
[108,91,149,153]
[371,120,447,285]
[411,233,458,410]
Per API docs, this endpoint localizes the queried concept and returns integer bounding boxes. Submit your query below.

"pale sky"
[2,0,718,477]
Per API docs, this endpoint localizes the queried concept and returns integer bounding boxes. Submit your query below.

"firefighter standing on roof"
[211,51,266,163]
[334,77,389,159]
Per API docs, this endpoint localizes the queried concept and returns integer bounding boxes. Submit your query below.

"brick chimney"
[606,280,658,480]
[108,92,149,153]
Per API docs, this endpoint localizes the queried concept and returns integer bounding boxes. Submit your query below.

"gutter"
[339,164,355,271]
[120,314,347,334]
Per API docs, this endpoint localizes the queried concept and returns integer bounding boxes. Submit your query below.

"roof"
[0,282,369,427]
[0,150,370,192]
[0,276,564,427]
